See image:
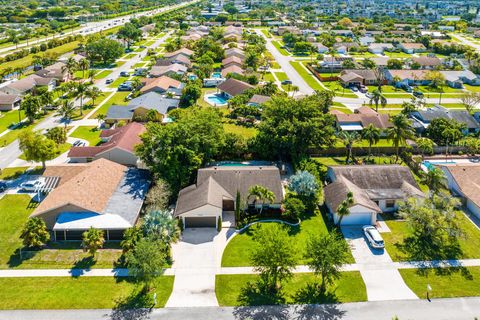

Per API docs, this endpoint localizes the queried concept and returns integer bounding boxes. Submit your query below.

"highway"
[0,0,199,57]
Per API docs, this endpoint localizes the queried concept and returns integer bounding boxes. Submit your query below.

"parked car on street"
[359,85,367,93]
[120,71,130,77]
[281,80,292,85]
[106,78,114,84]
[118,81,134,91]
[20,180,45,192]
[413,91,424,98]
[0,181,7,192]
[363,225,385,249]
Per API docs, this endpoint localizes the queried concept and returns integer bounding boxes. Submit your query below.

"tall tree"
[117,23,142,49]
[56,100,76,128]
[362,124,381,159]
[21,95,41,123]
[386,114,415,162]
[20,218,50,248]
[304,231,350,293]
[82,227,105,256]
[61,57,78,82]
[248,185,276,213]
[18,130,58,169]
[338,131,361,164]
[336,191,354,226]
[369,89,387,112]
[250,224,297,293]
[78,58,90,79]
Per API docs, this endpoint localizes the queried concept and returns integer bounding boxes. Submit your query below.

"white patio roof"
[53,212,132,231]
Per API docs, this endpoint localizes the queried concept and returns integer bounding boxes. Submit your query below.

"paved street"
[1,297,480,320]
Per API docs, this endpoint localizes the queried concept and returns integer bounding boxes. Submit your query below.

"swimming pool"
[211,72,222,79]
[422,160,456,171]
[206,93,228,106]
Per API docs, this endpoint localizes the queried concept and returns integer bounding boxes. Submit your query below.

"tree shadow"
[415,266,473,280]
[293,282,340,305]
[237,281,287,306]
[397,235,463,263]
[109,286,154,320]
[294,303,346,320]
[7,247,40,268]
[70,256,97,277]
[233,304,290,320]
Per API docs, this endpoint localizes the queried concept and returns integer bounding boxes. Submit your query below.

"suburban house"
[439,164,480,218]
[222,56,244,68]
[217,78,254,99]
[174,165,284,228]
[398,43,427,53]
[339,69,378,86]
[442,70,480,88]
[149,64,187,78]
[163,48,194,59]
[0,93,21,111]
[409,105,480,134]
[368,43,394,54]
[30,158,150,240]
[0,75,55,95]
[221,65,245,78]
[247,94,271,107]
[140,76,185,96]
[68,122,146,166]
[331,106,392,132]
[225,48,245,60]
[35,62,68,82]
[324,165,424,225]
[105,92,179,125]
[409,56,443,69]
[312,42,329,53]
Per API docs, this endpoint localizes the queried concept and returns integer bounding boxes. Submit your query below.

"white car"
[363,225,385,249]
[20,180,44,192]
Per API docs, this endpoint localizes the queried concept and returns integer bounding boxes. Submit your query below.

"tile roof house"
[35,62,68,82]
[222,56,244,68]
[339,69,378,86]
[409,105,480,134]
[398,43,427,53]
[331,106,392,132]
[31,158,150,240]
[175,165,284,228]
[105,92,179,125]
[221,65,245,78]
[0,93,21,111]
[140,76,185,96]
[368,43,394,54]
[225,48,245,60]
[217,78,254,99]
[149,63,188,78]
[324,165,424,225]
[439,164,480,219]
[410,56,443,69]
[163,48,194,59]
[0,75,56,95]
[68,122,146,166]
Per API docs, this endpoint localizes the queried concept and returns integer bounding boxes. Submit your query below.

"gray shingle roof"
[128,92,180,115]
[106,105,132,120]
[412,105,480,129]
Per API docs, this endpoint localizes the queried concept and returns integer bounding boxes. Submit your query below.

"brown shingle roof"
[333,107,392,129]
[0,93,20,104]
[221,65,245,77]
[31,159,127,217]
[217,78,253,96]
[439,164,480,209]
[140,75,182,93]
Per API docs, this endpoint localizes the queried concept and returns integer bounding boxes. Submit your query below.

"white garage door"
[341,212,372,226]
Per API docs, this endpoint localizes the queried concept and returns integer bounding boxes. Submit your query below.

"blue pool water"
[188,74,197,81]
[207,94,228,105]
[211,72,222,79]
[423,160,456,171]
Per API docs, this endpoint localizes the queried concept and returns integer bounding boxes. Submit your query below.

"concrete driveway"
[342,227,418,301]
[166,228,219,307]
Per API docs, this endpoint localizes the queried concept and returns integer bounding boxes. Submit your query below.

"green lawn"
[0,167,42,180]
[384,51,413,58]
[108,77,130,89]
[19,143,71,161]
[89,92,129,119]
[289,61,323,91]
[334,138,394,148]
[223,123,258,139]
[274,71,289,82]
[260,29,271,38]
[272,41,290,56]
[263,72,275,82]
[216,272,366,306]
[367,85,408,93]
[221,212,354,266]
[73,70,95,79]
[0,276,174,309]
[381,211,480,262]
[321,81,358,98]
[94,70,113,80]
[464,84,480,93]
[69,126,102,146]
[0,109,24,136]
[400,267,480,299]
[121,53,138,59]
[133,62,147,68]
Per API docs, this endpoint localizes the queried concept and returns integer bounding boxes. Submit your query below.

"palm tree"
[369,89,387,112]
[82,227,105,257]
[338,131,361,164]
[416,137,434,160]
[336,191,354,226]
[56,100,76,128]
[247,185,276,214]
[131,78,143,91]
[386,114,415,162]
[86,86,102,107]
[88,69,96,84]
[78,58,90,79]
[39,90,54,115]
[62,57,78,82]
[21,26,32,46]
[20,217,50,248]
[421,168,445,194]
[327,47,337,77]
[362,124,381,159]
[73,82,89,116]
[290,85,299,97]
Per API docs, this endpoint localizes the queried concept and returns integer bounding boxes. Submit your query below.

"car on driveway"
[413,91,424,98]
[20,180,45,192]
[120,71,130,77]
[0,181,7,192]
[106,78,114,84]
[363,225,385,249]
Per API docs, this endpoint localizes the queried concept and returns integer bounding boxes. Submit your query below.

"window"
[386,200,395,208]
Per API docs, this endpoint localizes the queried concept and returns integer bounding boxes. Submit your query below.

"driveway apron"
[342,227,418,301]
